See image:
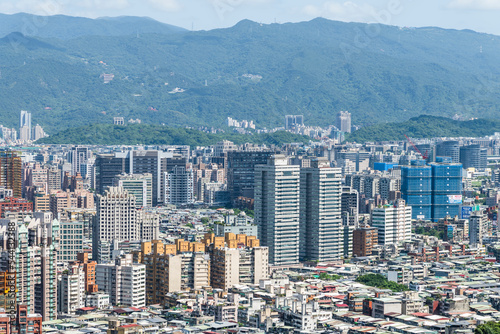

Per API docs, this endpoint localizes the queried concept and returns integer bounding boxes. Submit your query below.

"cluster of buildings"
[0,128,499,332]
[0,110,47,144]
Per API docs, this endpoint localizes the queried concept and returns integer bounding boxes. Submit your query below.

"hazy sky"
[1,0,500,35]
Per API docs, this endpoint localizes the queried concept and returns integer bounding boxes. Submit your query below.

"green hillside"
[36,124,312,146]
[347,116,500,142]
[1,16,500,133]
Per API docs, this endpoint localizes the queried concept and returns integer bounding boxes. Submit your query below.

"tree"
[355,274,409,292]
[476,322,500,334]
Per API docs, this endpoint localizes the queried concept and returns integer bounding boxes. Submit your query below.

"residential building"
[164,166,194,205]
[93,187,159,263]
[371,199,412,245]
[299,159,342,261]
[255,155,300,265]
[58,262,85,315]
[353,227,378,257]
[0,150,22,197]
[96,254,146,307]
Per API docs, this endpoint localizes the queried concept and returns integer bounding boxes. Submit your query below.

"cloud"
[302,1,385,23]
[447,0,500,10]
[146,0,180,12]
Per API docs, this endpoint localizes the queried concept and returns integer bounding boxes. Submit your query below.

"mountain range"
[0,13,500,134]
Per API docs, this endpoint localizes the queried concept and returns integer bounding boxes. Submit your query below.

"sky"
[1,0,500,35]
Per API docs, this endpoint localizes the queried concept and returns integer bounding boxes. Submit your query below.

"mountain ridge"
[0,16,499,134]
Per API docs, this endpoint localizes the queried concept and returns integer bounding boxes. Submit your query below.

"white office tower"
[371,199,412,245]
[20,110,32,141]
[96,254,146,307]
[93,187,159,263]
[300,159,342,262]
[255,155,300,265]
[164,166,194,205]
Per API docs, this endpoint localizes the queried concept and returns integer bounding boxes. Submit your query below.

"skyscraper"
[430,158,463,221]
[70,146,89,176]
[255,155,300,265]
[436,141,460,163]
[19,110,31,141]
[401,160,432,220]
[92,187,159,263]
[460,144,487,170]
[336,111,351,133]
[227,151,274,205]
[299,159,342,262]
[401,158,462,222]
[95,151,172,205]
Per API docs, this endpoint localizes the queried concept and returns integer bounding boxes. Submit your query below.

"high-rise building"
[96,254,146,307]
[0,219,58,320]
[430,159,463,221]
[58,262,85,315]
[436,141,460,163]
[255,155,300,265]
[401,160,432,220]
[460,144,487,170]
[70,146,89,176]
[95,151,172,205]
[284,115,304,130]
[353,227,378,257]
[113,173,153,208]
[341,187,358,217]
[0,150,22,198]
[58,219,84,262]
[32,124,47,141]
[371,199,412,245]
[95,153,130,194]
[92,187,159,263]
[469,211,487,248]
[227,151,274,206]
[164,166,194,205]
[299,159,342,262]
[336,111,351,133]
[19,110,31,141]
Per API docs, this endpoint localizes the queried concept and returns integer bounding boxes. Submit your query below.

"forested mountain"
[1,15,499,134]
[347,116,500,142]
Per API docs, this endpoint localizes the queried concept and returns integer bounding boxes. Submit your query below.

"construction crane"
[405,135,428,160]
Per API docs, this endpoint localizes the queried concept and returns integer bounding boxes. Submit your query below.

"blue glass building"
[430,157,463,221]
[401,160,432,220]
[401,158,463,221]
